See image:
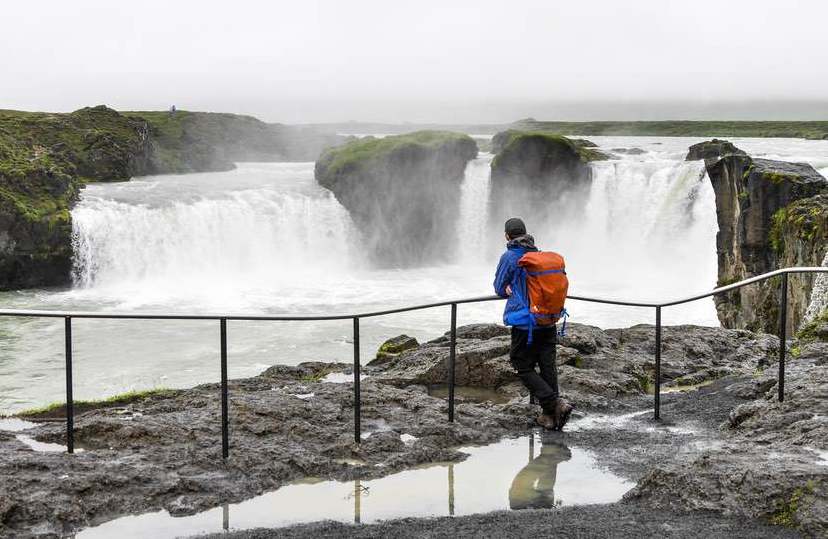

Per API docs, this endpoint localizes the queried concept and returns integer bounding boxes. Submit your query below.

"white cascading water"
[2,136,769,412]
[804,252,828,322]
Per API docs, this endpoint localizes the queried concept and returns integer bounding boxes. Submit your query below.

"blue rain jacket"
[493,243,537,329]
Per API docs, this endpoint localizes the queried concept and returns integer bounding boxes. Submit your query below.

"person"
[493,217,573,430]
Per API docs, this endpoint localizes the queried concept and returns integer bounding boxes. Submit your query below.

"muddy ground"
[0,323,825,538]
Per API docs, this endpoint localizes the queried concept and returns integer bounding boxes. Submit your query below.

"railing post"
[64,316,74,454]
[353,317,361,443]
[654,306,662,420]
[778,272,788,403]
[448,303,457,422]
[220,318,229,459]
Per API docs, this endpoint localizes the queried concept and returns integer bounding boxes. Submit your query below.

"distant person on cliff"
[493,217,573,430]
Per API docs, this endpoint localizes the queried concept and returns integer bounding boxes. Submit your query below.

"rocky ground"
[0,323,826,538]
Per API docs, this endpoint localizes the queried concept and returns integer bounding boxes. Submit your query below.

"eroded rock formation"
[488,130,607,227]
[704,146,827,333]
[315,131,478,266]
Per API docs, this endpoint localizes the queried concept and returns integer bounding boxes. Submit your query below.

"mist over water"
[2,136,827,411]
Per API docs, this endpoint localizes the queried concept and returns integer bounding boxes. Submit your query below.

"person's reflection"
[508,431,571,510]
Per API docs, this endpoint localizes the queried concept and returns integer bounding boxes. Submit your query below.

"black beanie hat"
[504,217,526,238]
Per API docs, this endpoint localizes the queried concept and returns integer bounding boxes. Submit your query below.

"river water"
[1,136,827,412]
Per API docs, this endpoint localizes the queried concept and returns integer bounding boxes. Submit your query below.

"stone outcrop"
[627,338,828,536]
[314,131,478,266]
[488,131,607,227]
[370,322,779,408]
[0,105,346,289]
[685,138,746,162]
[705,147,827,333]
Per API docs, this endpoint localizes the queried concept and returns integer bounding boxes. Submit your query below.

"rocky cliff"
[315,131,478,266]
[0,105,345,289]
[704,145,828,333]
[488,131,606,227]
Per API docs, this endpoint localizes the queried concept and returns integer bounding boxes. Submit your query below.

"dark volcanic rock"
[314,131,478,266]
[685,138,746,162]
[707,154,827,333]
[628,354,828,536]
[0,323,816,537]
[489,131,607,227]
[371,323,779,408]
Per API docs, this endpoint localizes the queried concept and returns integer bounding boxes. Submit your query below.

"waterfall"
[805,252,828,322]
[71,164,358,303]
[458,153,493,263]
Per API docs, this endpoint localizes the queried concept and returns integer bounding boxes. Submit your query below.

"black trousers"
[509,327,559,413]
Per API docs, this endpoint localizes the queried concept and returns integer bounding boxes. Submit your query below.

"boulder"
[314,131,478,266]
[488,131,607,228]
[685,139,746,162]
[707,154,827,333]
[368,335,419,367]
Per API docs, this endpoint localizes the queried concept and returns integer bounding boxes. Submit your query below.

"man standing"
[493,218,572,430]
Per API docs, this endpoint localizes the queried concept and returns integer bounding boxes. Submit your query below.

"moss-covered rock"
[685,138,746,162]
[315,131,478,266]
[488,130,606,228]
[707,154,827,333]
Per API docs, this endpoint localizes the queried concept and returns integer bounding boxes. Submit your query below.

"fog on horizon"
[2,0,828,124]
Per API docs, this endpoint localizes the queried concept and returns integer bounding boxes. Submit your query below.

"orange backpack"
[517,251,569,331]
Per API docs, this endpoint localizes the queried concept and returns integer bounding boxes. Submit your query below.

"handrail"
[0,267,824,320]
[3,266,826,458]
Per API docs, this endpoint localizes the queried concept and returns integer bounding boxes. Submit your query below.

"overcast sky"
[2,0,827,123]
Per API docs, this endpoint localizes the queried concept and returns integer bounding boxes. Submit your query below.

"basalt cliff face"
[315,131,478,266]
[0,105,345,289]
[488,130,607,227]
[700,142,828,333]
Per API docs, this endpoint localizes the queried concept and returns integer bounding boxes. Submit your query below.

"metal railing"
[1,267,825,458]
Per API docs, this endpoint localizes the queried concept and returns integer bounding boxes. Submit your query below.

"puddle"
[75,433,632,538]
[427,385,511,404]
[15,434,81,453]
[0,417,38,432]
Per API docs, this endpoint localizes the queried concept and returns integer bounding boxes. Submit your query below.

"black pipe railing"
[1,267,825,457]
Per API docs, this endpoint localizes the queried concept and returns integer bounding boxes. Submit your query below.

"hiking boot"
[553,398,573,431]
[536,413,556,430]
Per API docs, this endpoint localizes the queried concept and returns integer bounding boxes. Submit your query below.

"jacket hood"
[507,234,538,251]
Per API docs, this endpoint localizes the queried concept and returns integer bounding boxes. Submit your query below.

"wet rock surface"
[204,503,800,539]
[1,322,825,537]
[706,148,827,333]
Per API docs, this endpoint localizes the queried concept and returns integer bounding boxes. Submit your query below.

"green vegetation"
[796,309,828,343]
[769,482,815,528]
[513,119,828,140]
[316,131,477,184]
[300,368,334,383]
[769,208,788,255]
[491,130,609,166]
[10,388,173,418]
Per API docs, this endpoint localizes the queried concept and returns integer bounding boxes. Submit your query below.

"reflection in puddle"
[76,432,632,538]
[0,417,38,432]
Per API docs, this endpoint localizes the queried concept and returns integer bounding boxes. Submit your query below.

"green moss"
[316,131,476,183]
[11,388,173,418]
[491,130,608,167]
[769,208,788,255]
[796,309,828,343]
[300,367,334,383]
[769,482,815,528]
